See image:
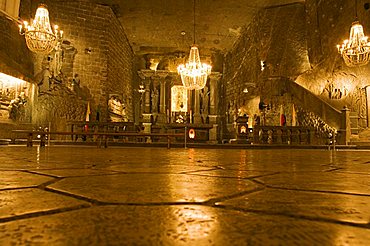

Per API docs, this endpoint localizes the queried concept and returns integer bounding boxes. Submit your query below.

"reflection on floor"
[0,146,370,245]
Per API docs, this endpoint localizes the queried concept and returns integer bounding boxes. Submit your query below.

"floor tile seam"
[214,205,370,230]
[36,177,66,189]
[0,186,37,192]
[42,172,132,178]
[43,187,101,205]
[337,171,370,175]
[43,186,264,208]
[205,186,265,205]
[266,185,370,197]
[250,179,267,188]
[323,168,344,172]
[181,172,280,180]
[179,167,226,174]
[27,167,122,171]
[21,170,61,178]
[0,204,91,224]
[0,168,32,171]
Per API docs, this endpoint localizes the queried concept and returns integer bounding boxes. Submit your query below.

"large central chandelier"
[337,0,370,67]
[177,0,211,90]
[19,4,63,54]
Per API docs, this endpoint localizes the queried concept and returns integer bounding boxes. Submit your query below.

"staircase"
[348,111,370,146]
[350,128,370,146]
[350,112,360,135]
[260,77,356,145]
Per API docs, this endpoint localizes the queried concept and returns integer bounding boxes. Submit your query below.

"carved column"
[151,76,160,114]
[194,89,202,124]
[338,106,351,145]
[208,72,222,143]
[155,70,168,123]
[138,69,155,133]
[209,72,222,122]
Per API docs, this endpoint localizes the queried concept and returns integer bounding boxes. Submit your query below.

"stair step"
[350,141,370,146]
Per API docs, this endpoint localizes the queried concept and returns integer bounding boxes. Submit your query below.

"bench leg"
[96,135,101,148]
[167,136,170,149]
[27,133,33,147]
[104,135,108,148]
[40,134,46,147]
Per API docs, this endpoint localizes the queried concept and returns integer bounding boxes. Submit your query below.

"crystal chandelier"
[19,4,63,54]
[337,0,370,67]
[177,0,211,90]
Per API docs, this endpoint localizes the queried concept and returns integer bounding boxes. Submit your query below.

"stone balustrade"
[232,126,333,145]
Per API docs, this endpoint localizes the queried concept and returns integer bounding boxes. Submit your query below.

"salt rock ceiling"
[76,0,305,55]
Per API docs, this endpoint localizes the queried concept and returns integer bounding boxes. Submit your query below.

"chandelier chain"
[177,0,211,90]
[193,0,196,44]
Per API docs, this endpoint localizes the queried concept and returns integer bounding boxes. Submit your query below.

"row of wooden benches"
[12,130,184,148]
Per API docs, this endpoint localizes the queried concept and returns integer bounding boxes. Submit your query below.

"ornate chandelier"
[19,4,63,54]
[337,0,370,67]
[177,0,211,90]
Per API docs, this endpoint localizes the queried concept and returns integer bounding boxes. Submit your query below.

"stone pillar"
[339,106,351,145]
[138,70,154,114]
[209,72,222,117]
[138,70,154,132]
[144,79,151,114]
[151,76,159,115]
[366,86,370,127]
[208,73,222,143]
[194,89,202,124]
[155,70,168,123]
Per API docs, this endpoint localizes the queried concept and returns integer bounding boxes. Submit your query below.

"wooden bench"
[11,130,184,149]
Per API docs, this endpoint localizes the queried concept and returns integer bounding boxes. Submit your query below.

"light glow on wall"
[0,72,27,99]
[0,72,25,85]
[171,85,188,112]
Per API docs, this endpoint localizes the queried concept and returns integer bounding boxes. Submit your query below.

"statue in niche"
[201,86,210,115]
[50,43,64,76]
[151,88,159,113]
[72,74,81,94]
[38,66,52,94]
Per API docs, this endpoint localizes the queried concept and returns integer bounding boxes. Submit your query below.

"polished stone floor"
[0,146,370,245]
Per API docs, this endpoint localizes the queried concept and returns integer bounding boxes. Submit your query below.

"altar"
[165,123,213,143]
[137,69,222,143]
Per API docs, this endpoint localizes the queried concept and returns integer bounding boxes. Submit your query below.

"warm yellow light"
[188,129,195,139]
[0,72,25,85]
[19,4,62,54]
[240,126,247,134]
[0,73,28,100]
[337,21,370,67]
[171,86,188,112]
[177,46,211,90]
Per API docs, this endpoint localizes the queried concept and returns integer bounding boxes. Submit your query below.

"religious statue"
[38,66,52,93]
[51,43,64,76]
[201,86,210,115]
[151,88,159,113]
[72,74,81,93]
